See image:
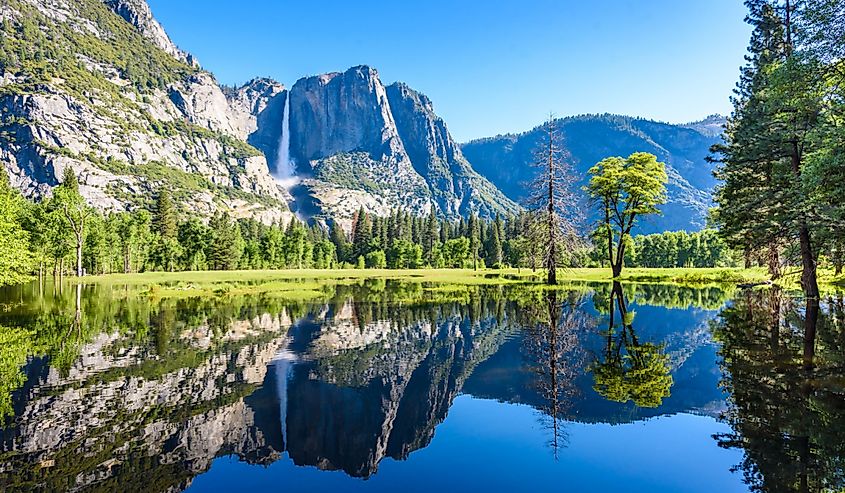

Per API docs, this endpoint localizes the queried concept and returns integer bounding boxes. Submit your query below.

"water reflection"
[0,279,838,491]
[590,282,673,408]
[521,289,584,455]
[713,290,845,493]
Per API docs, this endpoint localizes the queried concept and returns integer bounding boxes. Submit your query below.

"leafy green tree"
[586,152,667,277]
[177,218,210,271]
[114,211,151,273]
[365,249,387,269]
[313,239,337,269]
[282,219,308,269]
[0,173,32,285]
[53,168,93,277]
[442,237,470,268]
[83,214,120,274]
[388,239,423,269]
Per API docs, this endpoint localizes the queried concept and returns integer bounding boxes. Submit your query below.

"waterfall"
[274,91,297,185]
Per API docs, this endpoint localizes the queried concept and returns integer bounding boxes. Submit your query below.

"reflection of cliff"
[284,301,515,478]
[0,312,292,492]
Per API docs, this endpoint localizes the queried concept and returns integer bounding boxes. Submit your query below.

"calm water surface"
[0,280,842,492]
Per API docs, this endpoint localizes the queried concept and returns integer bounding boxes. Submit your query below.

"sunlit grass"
[71,267,789,300]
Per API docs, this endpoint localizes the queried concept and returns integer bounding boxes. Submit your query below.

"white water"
[274,91,298,188]
[273,346,298,450]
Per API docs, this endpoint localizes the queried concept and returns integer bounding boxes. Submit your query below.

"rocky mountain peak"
[102,0,196,65]
[682,114,727,138]
[289,65,403,165]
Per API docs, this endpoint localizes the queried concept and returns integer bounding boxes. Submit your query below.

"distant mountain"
[683,114,729,138]
[462,114,726,233]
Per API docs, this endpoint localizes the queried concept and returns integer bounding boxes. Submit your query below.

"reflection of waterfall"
[274,91,298,187]
[273,346,297,449]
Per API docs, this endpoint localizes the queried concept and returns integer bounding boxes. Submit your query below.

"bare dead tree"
[527,115,582,284]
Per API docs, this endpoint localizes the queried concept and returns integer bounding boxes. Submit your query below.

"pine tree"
[352,208,372,259]
[154,190,178,240]
[329,222,351,264]
[468,213,480,270]
[487,213,503,267]
[423,214,439,266]
[712,0,826,297]
[153,189,181,271]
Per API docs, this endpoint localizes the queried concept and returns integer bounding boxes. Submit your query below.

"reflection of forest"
[0,280,743,490]
[713,290,845,493]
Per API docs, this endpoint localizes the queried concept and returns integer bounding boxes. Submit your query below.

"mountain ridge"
[461,113,725,233]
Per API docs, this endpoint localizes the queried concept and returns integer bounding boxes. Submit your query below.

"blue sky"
[147,0,751,142]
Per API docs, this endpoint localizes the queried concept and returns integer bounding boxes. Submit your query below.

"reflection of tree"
[590,282,673,408]
[522,289,584,456]
[713,289,845,493]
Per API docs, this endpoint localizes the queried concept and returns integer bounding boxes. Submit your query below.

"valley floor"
[59,267,844,300]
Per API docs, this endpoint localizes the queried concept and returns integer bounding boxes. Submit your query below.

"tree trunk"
[606,209,614,275]
[611,240,625,278]
[768,242,781,280]
[76,236,84,277]
[744,247,752,269]
[798,225,819,298]
[789,144,819,299]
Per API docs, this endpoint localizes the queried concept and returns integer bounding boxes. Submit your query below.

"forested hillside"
[462,114,724,233]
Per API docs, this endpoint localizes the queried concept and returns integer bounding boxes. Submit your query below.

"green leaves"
[0,174,32,286]
[586,152,668,275]
[587,152,668,232]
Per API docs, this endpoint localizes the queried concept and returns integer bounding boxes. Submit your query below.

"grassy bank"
[69,267,790,300]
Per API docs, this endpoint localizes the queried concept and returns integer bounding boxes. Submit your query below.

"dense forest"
[0,163,737,282]
[712,0,845,298]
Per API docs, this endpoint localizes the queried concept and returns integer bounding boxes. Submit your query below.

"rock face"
[282,66,519,228]
[461,114,726,233]
[386,82,514,218]
[0,0,293,224]
[225,78,289,173]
